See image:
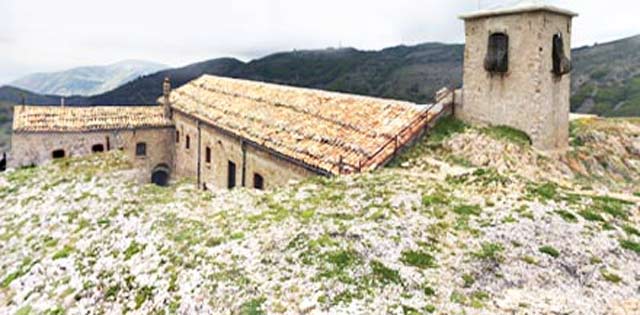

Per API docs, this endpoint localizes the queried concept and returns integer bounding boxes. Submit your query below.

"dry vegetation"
[0,118,639,315]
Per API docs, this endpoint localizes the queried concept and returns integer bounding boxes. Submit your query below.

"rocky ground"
[0,117,639,315]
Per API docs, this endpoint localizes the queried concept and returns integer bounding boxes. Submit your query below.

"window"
[176,130,180,143]
[52,149,65,159]
[227,161,236,189]
[205,147,211,163]
[552,33,571,76]
[186,135,190,149]
[253,173,264,190]
[136,142,147,156]
[484,33,509,73]
[91,144,105,153]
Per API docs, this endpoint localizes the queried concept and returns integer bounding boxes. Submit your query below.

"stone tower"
[457,4,577,152]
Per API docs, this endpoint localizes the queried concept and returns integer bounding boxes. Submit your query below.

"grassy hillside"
[571,35,640,116]
[0,118,639,314]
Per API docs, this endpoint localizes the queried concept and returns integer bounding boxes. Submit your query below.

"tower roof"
[460,3,578,20]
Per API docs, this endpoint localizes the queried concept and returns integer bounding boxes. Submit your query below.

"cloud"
[0,0,638,83]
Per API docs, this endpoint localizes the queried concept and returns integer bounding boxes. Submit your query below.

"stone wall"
[9,127,175,183]
[174,111,317,190]
[458,10,573,152]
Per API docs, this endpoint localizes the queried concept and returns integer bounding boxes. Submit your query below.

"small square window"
[136,142,147,156]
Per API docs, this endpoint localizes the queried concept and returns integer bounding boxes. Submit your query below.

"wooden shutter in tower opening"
[552,34,572,76]
[484,33,509,73]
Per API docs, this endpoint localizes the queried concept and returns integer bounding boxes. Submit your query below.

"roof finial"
[60,97,65,107]
[163,77,171,98]
[162,77,172,120]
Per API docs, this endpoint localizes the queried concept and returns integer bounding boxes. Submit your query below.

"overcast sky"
[0,0,638,84]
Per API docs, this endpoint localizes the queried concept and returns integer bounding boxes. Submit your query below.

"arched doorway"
[52,149,65,159]
[92,144,105,153]
[151,164,171,187]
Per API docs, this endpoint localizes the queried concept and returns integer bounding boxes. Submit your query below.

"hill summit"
[1,117,638,314]
[9,60,168,97]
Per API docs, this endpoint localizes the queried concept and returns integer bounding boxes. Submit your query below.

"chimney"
[163,77,172,119]
[60,97,65,107]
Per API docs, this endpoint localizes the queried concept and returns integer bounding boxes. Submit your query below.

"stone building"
[9,75,449,189]
[457,4,577,152]
[166,75,446,190]
[10,105,175,184]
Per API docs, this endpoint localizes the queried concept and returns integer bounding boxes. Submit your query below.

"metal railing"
[336,101,449,174]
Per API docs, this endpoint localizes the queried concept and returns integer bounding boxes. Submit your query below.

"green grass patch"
[472,242,504,261]
[600,269,623,283]
[619,239,640,255]
[578,210,605,222]
[453,204,482,216]
[481,125,531,146]
[539,246,560,258]
[422,193,450,207]
[400,250,438,269]
[370,260,402,285]
[622,225,640,237]
[555,210,578,223]
[240,297,266,315]
[1,258,36,288]
[123,241,145,260]
[462,274,475,288]
[134,286,154,309]
[429,116,468,144]
[52,245,74,260]
[528,182,558,201]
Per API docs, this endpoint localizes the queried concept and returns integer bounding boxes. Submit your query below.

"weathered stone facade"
[7,66,454,189]
[174,111,317,190]
[10,127,175,183]
[458,5,577,152]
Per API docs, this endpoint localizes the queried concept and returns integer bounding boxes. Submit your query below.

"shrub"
[600,269,622,283]
[539,246,560,258]
[619,239,640,255]
[401,250,438,269]
[370,260,402,285]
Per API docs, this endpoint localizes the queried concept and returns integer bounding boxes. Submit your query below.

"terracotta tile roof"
[168,75,441,175]
[13,105,172,133]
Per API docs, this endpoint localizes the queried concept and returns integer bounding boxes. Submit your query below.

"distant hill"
[10,60,168,97]
[571,35,640,116]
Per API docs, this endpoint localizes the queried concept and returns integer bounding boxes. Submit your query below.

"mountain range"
[9,60,168,97]
[0,34,639,153]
